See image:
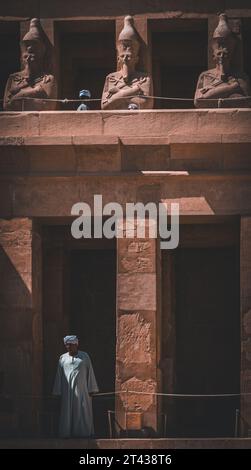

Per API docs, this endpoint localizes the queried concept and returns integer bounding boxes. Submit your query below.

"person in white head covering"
[53,335,99,438]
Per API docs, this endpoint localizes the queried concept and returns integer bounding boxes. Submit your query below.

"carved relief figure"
[194,14,251,108]
[101,16,153,110]
[4,18,57,111]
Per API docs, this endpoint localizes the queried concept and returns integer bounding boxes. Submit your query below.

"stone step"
[0,438,251,449]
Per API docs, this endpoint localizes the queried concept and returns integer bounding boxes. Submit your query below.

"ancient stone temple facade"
[0,1,251,444]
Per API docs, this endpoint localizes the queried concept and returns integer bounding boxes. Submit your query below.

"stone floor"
[0,438,251,449]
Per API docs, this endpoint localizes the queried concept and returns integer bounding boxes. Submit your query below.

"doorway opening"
[162,222,240,437]
[69,249,116,437]
[42,225,116,437]
[150,19,208,109]
[57,20,116,110]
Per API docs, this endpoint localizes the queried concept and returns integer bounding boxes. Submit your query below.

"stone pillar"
[134,16,152,76]
[39,19,60,92]
[0,218,42,436]
[228,18,243,71]
[208,15,219,70]
[240,217,251,435]
[116,220,161,434]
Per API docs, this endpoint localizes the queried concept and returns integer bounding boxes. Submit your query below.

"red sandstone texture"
[0,1,251,440]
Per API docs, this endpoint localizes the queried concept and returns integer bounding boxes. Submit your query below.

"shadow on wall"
[0,246,32,437]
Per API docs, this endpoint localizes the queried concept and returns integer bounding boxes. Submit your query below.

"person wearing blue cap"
[77,89,91,111]
[53,335,99,438]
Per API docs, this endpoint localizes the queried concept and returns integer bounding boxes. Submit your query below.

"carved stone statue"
[101,16,153,110]
[4,18,57,111]
[194,14,251,108]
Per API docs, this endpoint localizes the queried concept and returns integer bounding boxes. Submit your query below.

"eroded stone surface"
[117,313,152,365]
[118,273,156,310]
[120,377,156,412]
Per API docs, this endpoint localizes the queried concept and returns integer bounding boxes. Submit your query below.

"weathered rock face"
[118,313,152,368]
[116,223,160,432]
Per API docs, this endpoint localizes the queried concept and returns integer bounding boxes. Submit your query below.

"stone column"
[0,218,42,436]
[240,217,251,435]
[116,220,161,434]
[207,15,219,70]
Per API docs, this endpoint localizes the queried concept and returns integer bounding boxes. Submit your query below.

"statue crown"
[117,15,140,54]
[213,13,233,40]
[22,18,44,43]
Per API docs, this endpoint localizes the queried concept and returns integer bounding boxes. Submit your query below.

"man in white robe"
[53,335,99,438]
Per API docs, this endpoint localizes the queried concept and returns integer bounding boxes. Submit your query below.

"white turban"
[63,335,79,345]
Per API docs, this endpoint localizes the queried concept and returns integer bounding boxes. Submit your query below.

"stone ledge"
[120,137,170,146]
[0,136,119,146]
[1,110,251,137]
[0,134,250,151]
[0,110,250,173]
[2,134,251,146]
[169,134,223,144]
[0,171,251,178]
[0,134,250,174]
[73,135,119,146]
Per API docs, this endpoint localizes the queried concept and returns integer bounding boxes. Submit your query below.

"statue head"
[20,18,46,70]
[212,14,236,71]
[117,16,140,79]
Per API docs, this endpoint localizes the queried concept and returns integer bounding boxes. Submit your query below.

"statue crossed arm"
[4,72,56,111]
[194,70,251,108]
[102,72,152,110]
[195,72,249,99]
[5,14,251,112]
